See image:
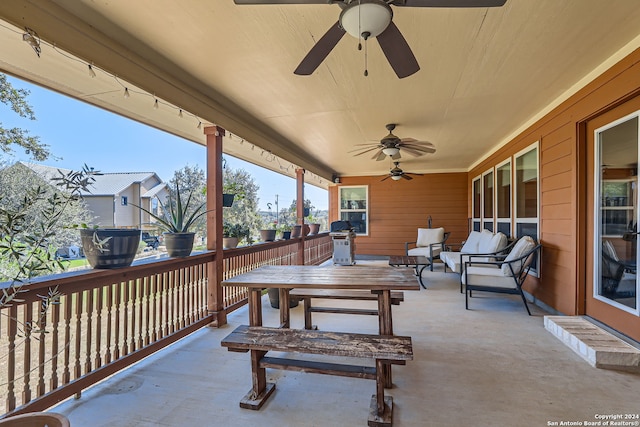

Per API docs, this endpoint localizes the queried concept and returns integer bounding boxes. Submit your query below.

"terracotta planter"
[164,232,195,257]
[259,229,276,242]
[308,223,320,235]
[291,225,302,238]
[80,228,140,269]
[223,237,239,249]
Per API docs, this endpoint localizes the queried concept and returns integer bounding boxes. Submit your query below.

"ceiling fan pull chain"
[357,0,362,51]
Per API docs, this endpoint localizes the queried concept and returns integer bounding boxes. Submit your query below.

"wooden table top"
[222,265,420,291]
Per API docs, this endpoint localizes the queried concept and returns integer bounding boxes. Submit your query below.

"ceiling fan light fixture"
[382,146,400,156]
[340,0,393,39]
[391,175,402,181]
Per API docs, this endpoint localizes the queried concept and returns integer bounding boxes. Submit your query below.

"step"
[544,316,640,372]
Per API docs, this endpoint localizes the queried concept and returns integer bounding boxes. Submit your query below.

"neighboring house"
[15,162,169,230]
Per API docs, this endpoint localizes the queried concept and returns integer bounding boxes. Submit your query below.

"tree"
[0,73,52,163]
[0,163,94,250]
[223,166,262,243]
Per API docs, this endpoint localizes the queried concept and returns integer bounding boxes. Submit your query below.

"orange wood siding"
[330,173,468,256]
[468,46,640,317]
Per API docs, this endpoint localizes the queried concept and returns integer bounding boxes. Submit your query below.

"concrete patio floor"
[52,262,639,427]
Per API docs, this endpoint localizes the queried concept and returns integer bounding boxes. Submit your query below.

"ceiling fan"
[382,162,421,181]
[233,0,507,79]
[350,123,436,161]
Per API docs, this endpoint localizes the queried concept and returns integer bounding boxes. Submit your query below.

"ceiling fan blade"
[350,146,380,156]
[402,144,436,153]
[391,151,402,160]
[381,175,391,182]
[402,174,413,180]
[397,0,507,7]
[234,0,329,4]
[374,151,387,161]
[401,138,434,146]
[294,21,345,75]
[376,21,419,79]
[400,147,426,156]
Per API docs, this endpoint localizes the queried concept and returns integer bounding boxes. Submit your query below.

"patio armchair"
[601,240,635,297]
[440,229,510,275]
[405,227,450,271]
[461,236,540,315]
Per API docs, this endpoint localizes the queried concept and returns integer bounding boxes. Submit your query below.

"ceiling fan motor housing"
[339,0,393,39]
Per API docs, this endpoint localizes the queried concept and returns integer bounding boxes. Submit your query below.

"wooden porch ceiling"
[0,1,640,185]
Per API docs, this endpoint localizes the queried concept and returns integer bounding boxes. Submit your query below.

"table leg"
[241,289,274,410]
[376,290,393,388]
[279,288,290,328]
[249,289,263,327]
[417,265,427,289]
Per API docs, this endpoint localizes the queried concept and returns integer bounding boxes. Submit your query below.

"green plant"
[132,183,208,233]
[0,165,98,334]
[223,221,250,239]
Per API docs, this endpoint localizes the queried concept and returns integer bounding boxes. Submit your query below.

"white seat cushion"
[461,265,517,288]
[408,246,443,258]
[416,227,445,247]
[440,251,463,273]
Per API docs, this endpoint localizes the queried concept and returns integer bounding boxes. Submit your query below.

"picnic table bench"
[221,324,413,427]
[289,289,405,330]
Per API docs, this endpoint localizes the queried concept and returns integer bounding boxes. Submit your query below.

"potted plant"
[223,222,249,249]
[277,223,291,240]
[259,220,277,242]
[78,227,141,269]
[132,183,208,257]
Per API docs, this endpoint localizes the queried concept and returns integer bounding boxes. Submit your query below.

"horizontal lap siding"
[335,174,468,256]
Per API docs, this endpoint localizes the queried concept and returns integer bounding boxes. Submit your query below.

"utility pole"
[275,194,279,225]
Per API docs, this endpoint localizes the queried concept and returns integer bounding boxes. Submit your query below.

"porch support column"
[205,125,226,327]
[296,168,305,265]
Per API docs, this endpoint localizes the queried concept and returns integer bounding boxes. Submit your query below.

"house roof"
[17,162,162,197]
[1,1,640,182]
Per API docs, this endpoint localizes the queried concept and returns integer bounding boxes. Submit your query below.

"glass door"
[594,114,639,314]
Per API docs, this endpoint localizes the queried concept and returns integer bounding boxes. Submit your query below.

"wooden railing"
[0,233,332,417]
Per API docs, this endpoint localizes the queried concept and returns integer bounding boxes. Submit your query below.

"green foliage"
[223,221,250,239]
[223,166,262,239]
[132,182,208,233]
[0,165,99,335]
[0,74,52,161]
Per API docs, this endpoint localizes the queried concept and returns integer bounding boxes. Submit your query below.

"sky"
[1,75,328,211]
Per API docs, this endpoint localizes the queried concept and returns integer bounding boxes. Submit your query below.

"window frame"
[338,185,369,236]
[514,142,540,275]
[482,168,495,232]
[496,158,512,237]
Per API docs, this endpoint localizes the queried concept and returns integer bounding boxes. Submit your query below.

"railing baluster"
[50,301,60,391]
[130,278,137,353]
[105,284,113,364]
[37,305,46,397]
[6,305,17,412]
[85,288,93,375]
[22,304,32,405]
[95,286,103,369]
[114,282,121,361]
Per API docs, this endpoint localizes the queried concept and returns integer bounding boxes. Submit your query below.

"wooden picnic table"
[222,264,419,333]
[222,264,419,389]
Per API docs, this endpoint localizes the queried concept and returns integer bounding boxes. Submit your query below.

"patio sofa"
[439,229,509,274]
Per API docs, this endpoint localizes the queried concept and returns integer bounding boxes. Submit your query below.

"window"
[472,176,481,232]
[515,143,539,271]
[121,196,128,206]
[482,169,494,231]
[151,198,159,216]
[496,160,512,237]
[339,186,369,235]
